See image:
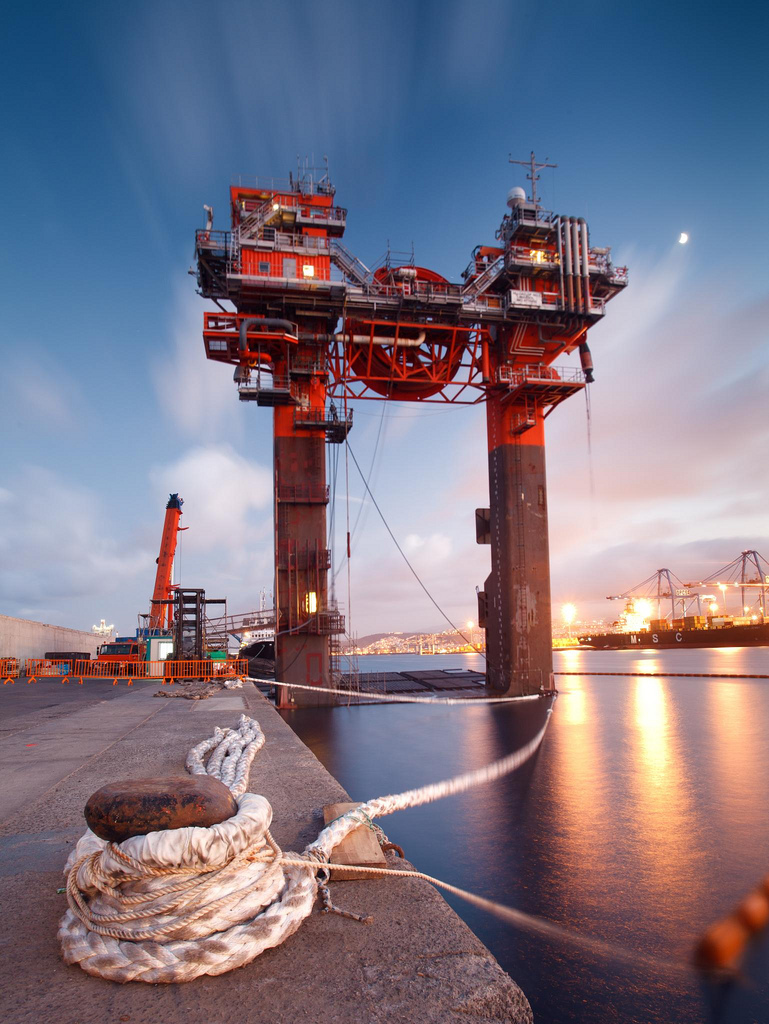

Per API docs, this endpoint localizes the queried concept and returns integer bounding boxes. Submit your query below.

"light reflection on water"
[283,647,769,1024]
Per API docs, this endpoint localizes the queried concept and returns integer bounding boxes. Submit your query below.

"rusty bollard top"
[84,776,239,842]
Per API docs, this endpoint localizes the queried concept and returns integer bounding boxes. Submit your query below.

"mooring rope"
[265,677,546,706]
[59,706,553,983]
[275,857,698,980]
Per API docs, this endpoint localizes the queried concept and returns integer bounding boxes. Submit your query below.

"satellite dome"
[507,186,526,208]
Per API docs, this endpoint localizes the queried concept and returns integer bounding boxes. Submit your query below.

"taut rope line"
[275,858,697,980]
[59,705,553,983]
[266,677,547,706]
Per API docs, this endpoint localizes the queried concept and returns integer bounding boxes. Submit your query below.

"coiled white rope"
[59,706,553,983]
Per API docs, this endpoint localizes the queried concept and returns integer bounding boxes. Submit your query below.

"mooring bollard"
[84,776,239,842]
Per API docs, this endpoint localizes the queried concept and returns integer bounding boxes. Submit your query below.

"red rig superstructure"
[195,158,627,704]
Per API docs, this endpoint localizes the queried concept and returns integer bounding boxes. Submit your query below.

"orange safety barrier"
[2,658,20,685]
[24,658,81,683]
[68,659,248,686]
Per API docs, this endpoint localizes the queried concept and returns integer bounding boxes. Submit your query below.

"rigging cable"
[332,391,390,585]
[584,382,596,524]
[327,442,340,604]
[344,416,353,643]
[345,440,485,661]
[349,397,389,547]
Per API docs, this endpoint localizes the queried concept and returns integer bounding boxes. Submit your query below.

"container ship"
[577,553,769,649]
[578,615,769,650]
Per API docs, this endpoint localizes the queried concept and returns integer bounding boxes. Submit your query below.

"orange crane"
[148,494,186,630]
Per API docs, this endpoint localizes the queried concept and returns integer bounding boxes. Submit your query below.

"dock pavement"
[0,677,532,1023]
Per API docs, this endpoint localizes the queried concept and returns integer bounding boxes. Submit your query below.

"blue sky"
[1,1,767,635]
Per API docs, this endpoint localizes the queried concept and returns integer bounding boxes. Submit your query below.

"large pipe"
[579,218,590,313]
[571,219,582,312]
[556,217,565,310]
[563,218,574,311]
[239,318,298,353]
[578,338,594,383]
[481,337,491,382]
[335,331,426,348]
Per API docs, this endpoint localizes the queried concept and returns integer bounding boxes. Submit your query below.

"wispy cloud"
[152,278,241,438]
[546,250,769,611]
[404,532,452,563]
[149,443,271,551]
[0,468,151,624]
[148,444,274,610]
[3,351,83,429]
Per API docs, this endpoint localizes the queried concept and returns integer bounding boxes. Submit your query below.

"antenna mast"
[509,150,558,205]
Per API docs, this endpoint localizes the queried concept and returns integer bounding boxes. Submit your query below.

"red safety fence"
[1,658,20,684]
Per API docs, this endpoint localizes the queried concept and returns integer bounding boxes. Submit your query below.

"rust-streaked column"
[483,391,553,695]
[273,364,331,708]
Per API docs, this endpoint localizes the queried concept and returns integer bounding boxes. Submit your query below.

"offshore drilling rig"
[194,155,627,704]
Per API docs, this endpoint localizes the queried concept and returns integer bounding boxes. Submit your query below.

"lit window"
[302,264,315,278]
[306,592,318,614]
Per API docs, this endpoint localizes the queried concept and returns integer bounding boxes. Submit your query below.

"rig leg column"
[483,394,553,696]
[273,398,333,708]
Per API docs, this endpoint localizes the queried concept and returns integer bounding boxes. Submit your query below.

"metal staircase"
[330,240,374,287]
[237,199,281,242]
[461,254,505,300]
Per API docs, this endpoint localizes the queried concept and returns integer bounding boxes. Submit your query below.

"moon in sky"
[679,232,689,244]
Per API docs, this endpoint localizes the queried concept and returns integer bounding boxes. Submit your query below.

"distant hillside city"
[345,620,610,655]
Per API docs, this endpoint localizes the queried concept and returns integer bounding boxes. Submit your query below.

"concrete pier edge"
[0,678,532,1024]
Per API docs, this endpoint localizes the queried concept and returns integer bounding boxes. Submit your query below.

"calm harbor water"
[282,647,769,1024]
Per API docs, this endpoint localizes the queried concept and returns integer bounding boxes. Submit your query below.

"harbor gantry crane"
[194,158,627,704]
[694,550,769,618]
[607,568,703,622]
[607,551,769,623]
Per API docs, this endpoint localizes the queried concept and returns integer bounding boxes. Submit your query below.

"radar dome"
[507,186,526,208]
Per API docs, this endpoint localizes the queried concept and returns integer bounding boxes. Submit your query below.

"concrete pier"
[0,677,531,1023]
